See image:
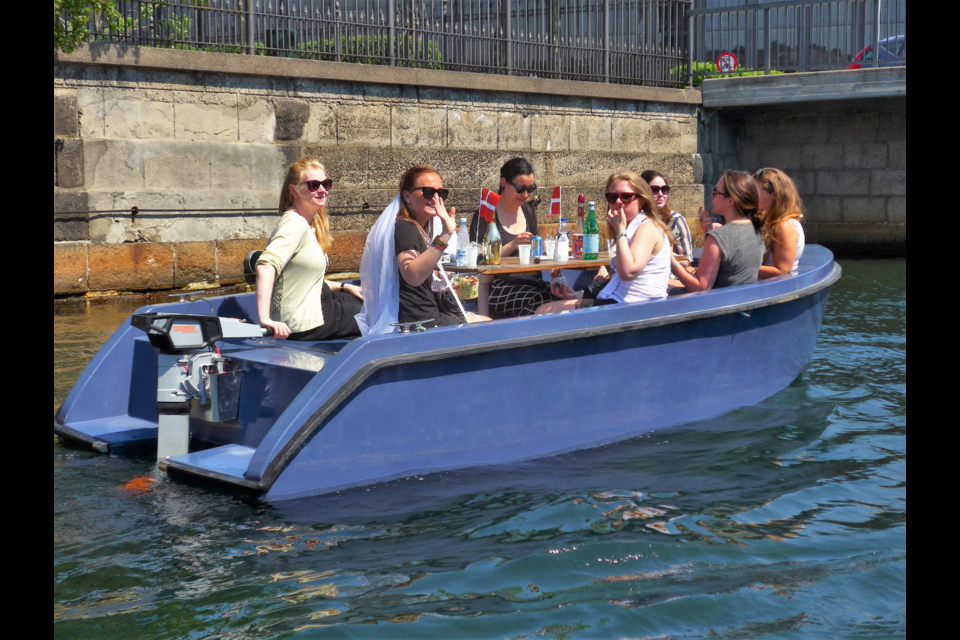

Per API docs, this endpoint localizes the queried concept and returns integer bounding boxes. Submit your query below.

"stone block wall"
[54,46,702,295]
[700,97,906,253]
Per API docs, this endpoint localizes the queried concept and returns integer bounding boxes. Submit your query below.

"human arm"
[607,207,660,281]
[255,264,291,339]
[671,235,722,292]
[398,197,457,287]
[758,220,799,279]
[330,280,364,301]
[502,232,533,257]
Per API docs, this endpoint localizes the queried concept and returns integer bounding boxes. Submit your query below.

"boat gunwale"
[238,262,842,494]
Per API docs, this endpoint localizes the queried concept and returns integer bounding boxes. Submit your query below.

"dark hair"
[640,170,672,226]
[498,157,535,195]
[397,165,441,232]
[722,170,763,230]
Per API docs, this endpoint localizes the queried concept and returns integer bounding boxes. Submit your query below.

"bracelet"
[431,236,449,252]
[615,233,628,241]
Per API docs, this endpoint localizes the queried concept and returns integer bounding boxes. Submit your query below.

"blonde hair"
[279,157,333,253]
[754,168,804,251]
[605,172,675,244]
[396,165,441,233]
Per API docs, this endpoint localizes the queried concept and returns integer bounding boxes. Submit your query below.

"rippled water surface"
[54,260,906,639]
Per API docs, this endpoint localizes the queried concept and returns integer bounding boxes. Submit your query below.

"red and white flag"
[480,188,501,223]
[550,186,562,218]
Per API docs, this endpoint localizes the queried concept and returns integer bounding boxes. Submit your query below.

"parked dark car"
[850,35,906,69]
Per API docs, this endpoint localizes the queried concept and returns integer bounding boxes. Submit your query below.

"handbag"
[434,289,467,324]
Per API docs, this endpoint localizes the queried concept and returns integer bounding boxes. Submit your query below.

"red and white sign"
[716,52,739,74]
[479,188,501,223]
[550,187,562,218]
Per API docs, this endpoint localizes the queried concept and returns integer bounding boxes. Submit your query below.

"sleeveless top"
[598,215,671,304]
[764,219,805,272]
[708,222,765,289]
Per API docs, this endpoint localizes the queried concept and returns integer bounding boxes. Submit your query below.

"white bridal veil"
[355,195,401,336]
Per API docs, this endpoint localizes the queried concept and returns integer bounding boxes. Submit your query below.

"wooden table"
[444,252,612,316]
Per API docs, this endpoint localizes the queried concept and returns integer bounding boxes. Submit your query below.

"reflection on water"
[54,261,906,639]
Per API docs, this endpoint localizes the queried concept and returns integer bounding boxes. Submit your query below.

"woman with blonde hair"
[255,157,363,340]
[670,170,765,291]
[754,168,806,278]
[536,172,672,314]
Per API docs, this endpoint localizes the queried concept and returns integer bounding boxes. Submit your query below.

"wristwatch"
[431,236,449,252]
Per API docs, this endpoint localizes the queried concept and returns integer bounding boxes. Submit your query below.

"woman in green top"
[256,157,363,340]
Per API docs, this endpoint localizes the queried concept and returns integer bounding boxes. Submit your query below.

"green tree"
[54,0,120,53]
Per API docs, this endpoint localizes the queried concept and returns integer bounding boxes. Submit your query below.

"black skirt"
[288,283,363,341]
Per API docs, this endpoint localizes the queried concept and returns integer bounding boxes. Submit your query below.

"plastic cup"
[607,239,617,259]
[518,244,532,265]
[544,239,556,260]
[466,245,479,268]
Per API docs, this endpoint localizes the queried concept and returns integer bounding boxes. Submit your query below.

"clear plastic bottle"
[556,218,570,262]
[456,218,469,267]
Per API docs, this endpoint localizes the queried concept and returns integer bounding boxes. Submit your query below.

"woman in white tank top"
[535,172,672,314]
[755,168,806,279]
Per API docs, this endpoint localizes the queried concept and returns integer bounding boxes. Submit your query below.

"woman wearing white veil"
[356,166,489,335]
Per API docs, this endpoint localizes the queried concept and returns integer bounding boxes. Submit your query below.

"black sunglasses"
[302,178,333,193]
[712,188,730,198]
[605,192,642,205]
[415,187,450,201]
[649,185,671,195]
[510,182,538,195]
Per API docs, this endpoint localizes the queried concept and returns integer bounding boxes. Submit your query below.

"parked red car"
[850,35,906,69]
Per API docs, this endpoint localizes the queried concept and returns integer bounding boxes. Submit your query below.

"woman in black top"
[468,158,554,318]
[396,166,491,328]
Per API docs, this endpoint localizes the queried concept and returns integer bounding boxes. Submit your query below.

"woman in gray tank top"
[670,170,765,291]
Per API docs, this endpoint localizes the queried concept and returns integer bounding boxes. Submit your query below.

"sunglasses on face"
[605,192,642,205]
[302,178,333,193]
[712,188,729,198]
[650,185,671,196]
[415,187,450,201]
[510,183,538,195]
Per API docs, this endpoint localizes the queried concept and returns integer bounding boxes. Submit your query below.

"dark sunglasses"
[650,185,671,195]
[510,183,538,195]
[302,178,333,193]
[415,187,450,201]
[712,188,729,198]
[605,192,642,205]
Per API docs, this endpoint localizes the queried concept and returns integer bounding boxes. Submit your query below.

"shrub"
[672,61,784,88]
[297,35,442,70]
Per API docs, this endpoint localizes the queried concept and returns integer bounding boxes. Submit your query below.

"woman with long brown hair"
[754,168,806,279]
[670,170,766,292]
[641,169,693,265]
[255,157,363,340]
[536,172,672,314]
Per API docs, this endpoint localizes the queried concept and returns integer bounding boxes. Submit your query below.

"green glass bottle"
[583,201,600,260]
[484,211,502,266]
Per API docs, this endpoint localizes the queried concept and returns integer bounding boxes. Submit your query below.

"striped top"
[668,211,693,259]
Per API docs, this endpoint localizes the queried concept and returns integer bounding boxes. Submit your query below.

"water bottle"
[583,202,600,260]
[456,218,469,267]
[556,218,570,262]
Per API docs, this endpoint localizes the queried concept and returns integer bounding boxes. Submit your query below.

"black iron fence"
[67,0,690,87]
[690,0,906,74]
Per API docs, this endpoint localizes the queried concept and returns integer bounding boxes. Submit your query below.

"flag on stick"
[480,188,500,223]
[550,187,562,218]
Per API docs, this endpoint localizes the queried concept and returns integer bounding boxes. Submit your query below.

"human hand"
[698,206,720,232]
[607,204,628,234]
[342,283,364,301]
[261,319,292,340]
[432,194,457,235]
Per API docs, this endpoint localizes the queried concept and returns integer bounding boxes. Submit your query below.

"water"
[53,260,906,639]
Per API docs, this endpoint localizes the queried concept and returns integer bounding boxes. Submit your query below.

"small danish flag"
[549,186,562,218]
[480,188,501,223]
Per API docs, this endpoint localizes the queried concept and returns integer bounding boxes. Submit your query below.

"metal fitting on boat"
[92,441,109,454]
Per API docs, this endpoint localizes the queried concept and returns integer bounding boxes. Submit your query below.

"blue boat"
[55,246,841,501]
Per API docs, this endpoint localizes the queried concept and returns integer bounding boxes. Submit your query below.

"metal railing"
[689,0,906,74]
[69,0,691,87]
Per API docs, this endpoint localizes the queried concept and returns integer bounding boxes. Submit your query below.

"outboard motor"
[131,314,269,461]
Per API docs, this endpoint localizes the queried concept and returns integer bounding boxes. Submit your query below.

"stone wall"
[699,97,906,254]
[54,45,702,295]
